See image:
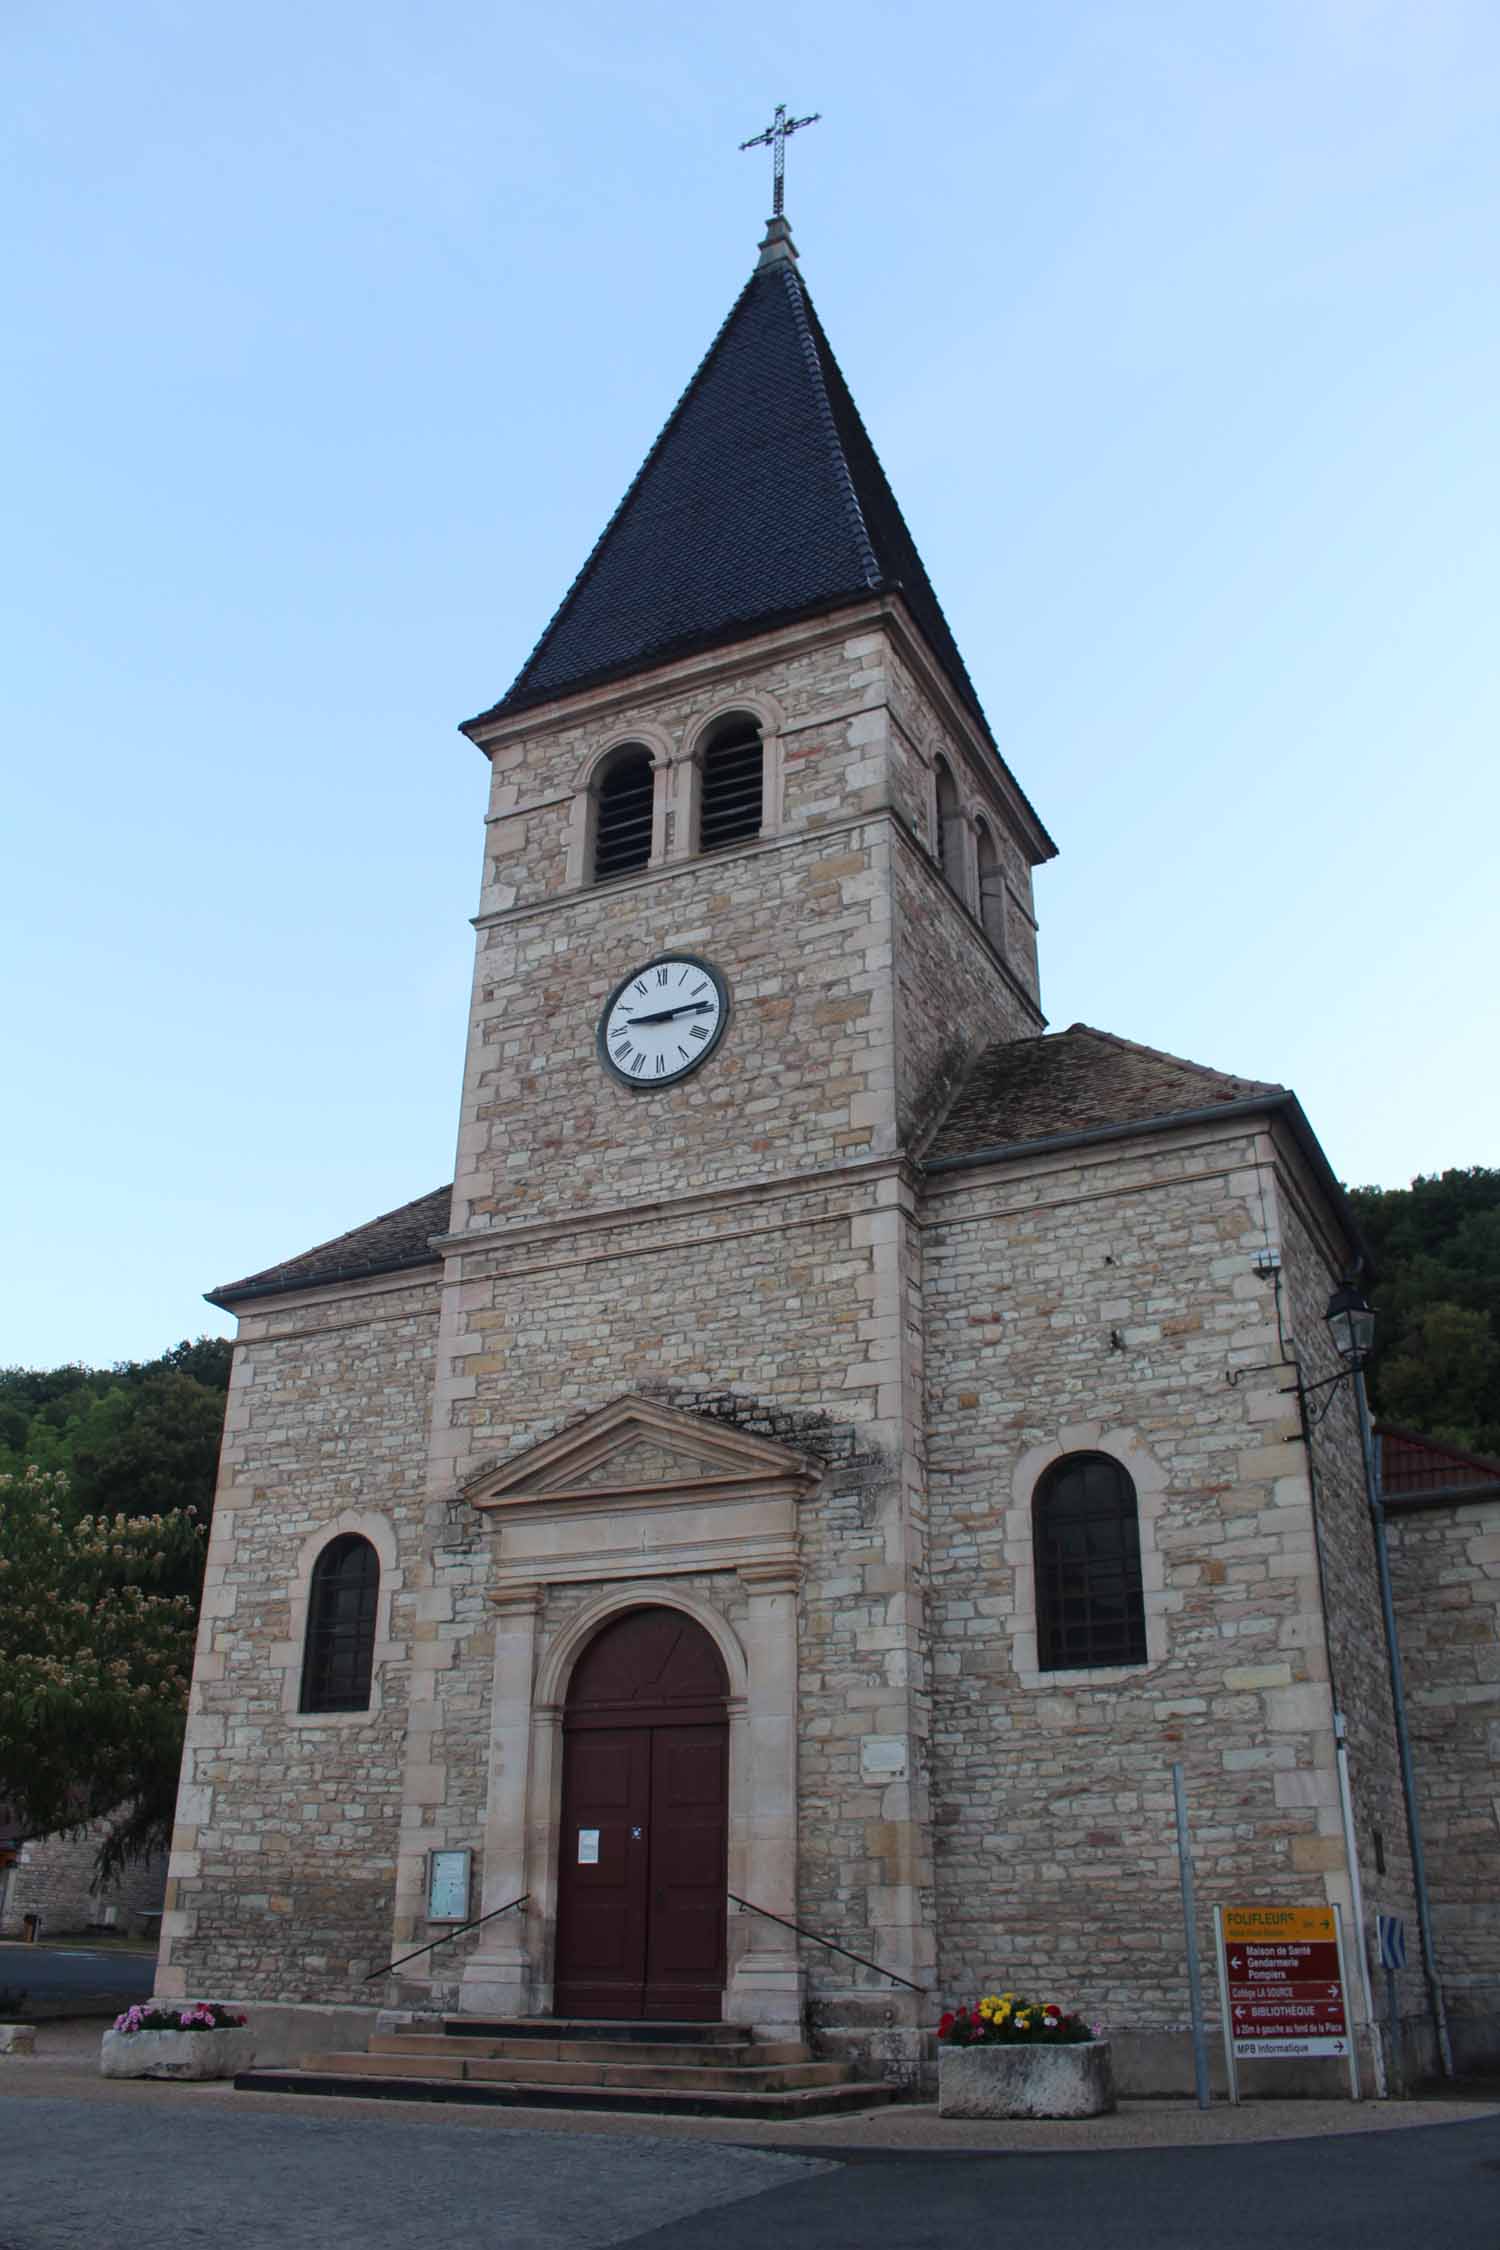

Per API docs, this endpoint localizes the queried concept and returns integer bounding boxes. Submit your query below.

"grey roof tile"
[923,1024,1283,1165]
[206,1185,451,1308]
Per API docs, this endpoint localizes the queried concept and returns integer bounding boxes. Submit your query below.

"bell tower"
[411,212,1055,2042]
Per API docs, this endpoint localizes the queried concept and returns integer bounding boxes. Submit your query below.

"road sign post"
[1377,1913,1408,2096]
[1215,1904,1360,2102]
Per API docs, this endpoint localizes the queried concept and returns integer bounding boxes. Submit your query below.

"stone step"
[438,2016,754,2046]
[306,2049,852,2093]
[236,2067,893,2123]
[369,2032,812,2069]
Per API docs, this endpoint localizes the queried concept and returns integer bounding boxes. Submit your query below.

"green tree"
[1348,1168,1500,1457]
[0,1468,205,1874]
[0,1338,230,1541]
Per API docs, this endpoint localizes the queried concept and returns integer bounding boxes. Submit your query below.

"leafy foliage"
[1348,1169,1500,1458]
[0,1338,228,1874]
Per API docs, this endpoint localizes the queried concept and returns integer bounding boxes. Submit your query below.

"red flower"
[939,2013,955,2036]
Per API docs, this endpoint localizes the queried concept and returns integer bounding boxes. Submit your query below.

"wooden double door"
[554,1608,729,2022]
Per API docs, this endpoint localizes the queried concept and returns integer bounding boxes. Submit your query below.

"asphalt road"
[640,2116,1500,2250]
[0,1946,155,2008]
[0,2096,1495,2250]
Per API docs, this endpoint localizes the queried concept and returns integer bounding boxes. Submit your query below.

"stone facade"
[158,241,1483,2095]
[156,1269,440,2002]
[920,1112,1424,2090]
[0,1827,166,1940]
[1387,1491,1500,2065]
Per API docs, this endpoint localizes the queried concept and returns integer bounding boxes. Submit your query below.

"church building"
[159,208,1465,2095]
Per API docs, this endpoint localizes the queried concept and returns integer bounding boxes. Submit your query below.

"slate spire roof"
[468,223,992,737]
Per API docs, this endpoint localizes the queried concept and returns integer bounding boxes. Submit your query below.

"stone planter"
[99,2026,256,2081]
[938,2039,1115,2119]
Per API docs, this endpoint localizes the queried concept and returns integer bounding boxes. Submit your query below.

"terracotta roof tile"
[1379,1425,1500,1503]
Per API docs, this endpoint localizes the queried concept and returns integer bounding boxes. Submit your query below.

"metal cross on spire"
[739,103,820,219]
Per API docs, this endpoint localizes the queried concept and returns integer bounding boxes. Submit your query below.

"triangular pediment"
[463,1394,822,1513]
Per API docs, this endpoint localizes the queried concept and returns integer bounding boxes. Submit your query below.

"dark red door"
[555,1610,728,2021]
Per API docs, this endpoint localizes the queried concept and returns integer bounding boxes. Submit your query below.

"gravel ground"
[0,2093,832,2250]
[3,2026,1498,2250]
[3,2019,1495,2153]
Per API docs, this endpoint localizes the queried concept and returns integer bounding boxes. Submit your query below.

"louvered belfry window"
[1034,1454,1147,1670]
[300,1533,379,1712]
[592,745,655,882]
[698,715,763,853]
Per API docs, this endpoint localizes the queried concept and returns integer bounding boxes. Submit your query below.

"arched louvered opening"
[592,745,655,882]
[698,714,764,854]
[976,818,1006,953]
[934,757,965,890]
[1033,1454,1147,1671]
[300,1533,379,1712]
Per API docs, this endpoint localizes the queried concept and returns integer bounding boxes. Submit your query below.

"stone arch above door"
[538,1584,751,1711]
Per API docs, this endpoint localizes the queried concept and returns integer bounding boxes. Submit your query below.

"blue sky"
[4,1,1497,1367]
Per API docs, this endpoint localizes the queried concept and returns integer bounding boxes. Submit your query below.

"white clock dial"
[597,954,730,1089]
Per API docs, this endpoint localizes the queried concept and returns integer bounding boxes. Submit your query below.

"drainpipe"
[1351,1365,1454,2079]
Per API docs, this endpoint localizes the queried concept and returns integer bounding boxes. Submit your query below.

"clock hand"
[621,1001,716,1027]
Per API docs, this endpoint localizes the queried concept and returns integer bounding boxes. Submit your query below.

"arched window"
[1033,1453,1146,1670]
[698,713,764,853]
[933,757,965,890]
[592,744,655,882]
[975,818,1006,953]
[300,1533,379,1712]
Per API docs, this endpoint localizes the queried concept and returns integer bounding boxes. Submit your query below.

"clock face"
[597,953,730,1089]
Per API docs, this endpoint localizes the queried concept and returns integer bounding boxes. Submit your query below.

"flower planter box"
[938,2039,1115,2119]
[99,2026,256,2081]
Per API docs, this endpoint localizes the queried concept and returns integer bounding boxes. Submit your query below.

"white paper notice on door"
[577,1829,600,1864]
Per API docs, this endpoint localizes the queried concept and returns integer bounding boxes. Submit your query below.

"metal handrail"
[363,1892,529,1983]
[728,1892,927,1994]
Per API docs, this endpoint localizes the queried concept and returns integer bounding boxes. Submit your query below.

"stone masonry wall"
[1275,1176,1423,2031]
[922,1121,1354,2035]
[1387,1494,1500,2037]
[459,815,900,1228]
[891,832,1035,1146]
[0,1828,165,1938]
[156,1269,440,2004]
[883,637,1042,1006]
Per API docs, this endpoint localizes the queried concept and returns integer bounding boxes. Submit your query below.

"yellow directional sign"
[1223,1906,1336,1943]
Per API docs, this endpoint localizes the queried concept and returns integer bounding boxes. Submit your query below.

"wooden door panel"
[645,1723,728,2018]
[554,1725,650,2017]
[558,1612,729,2024]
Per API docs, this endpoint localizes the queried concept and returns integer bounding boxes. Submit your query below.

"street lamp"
[1319,1278,1454,2080]
[1325,1282,1376,1369]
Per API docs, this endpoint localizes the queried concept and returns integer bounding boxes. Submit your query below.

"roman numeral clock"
[596,953,731,1089]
